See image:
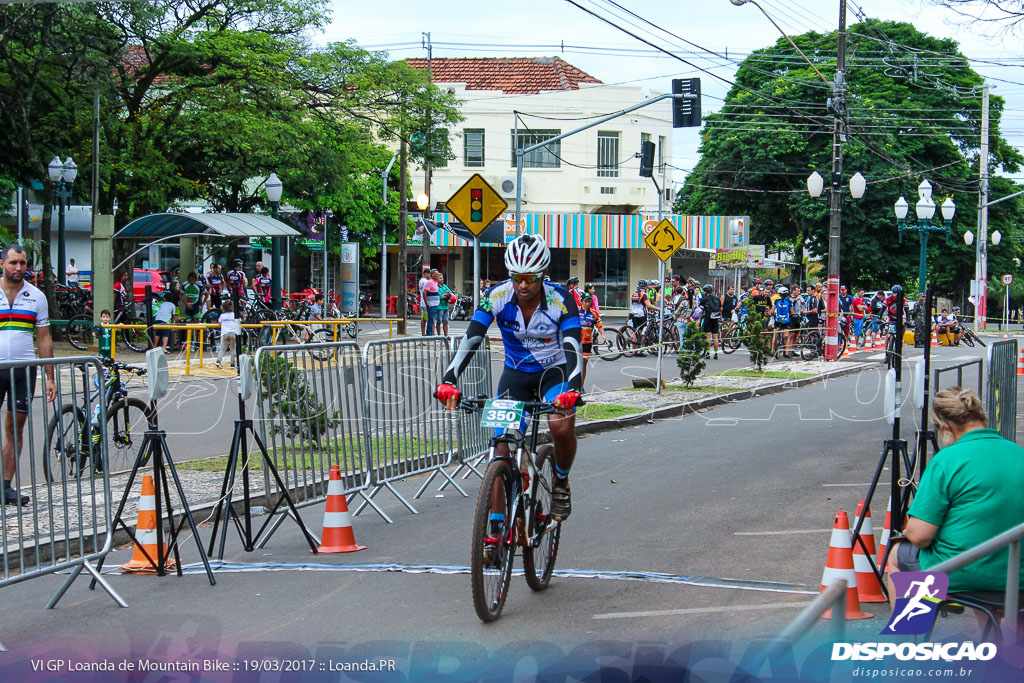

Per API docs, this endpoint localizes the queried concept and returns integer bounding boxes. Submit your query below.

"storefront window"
[585,248,629,309]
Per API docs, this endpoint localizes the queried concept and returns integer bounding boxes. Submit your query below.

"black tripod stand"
[206,292,319,559]
[850,289,918,595]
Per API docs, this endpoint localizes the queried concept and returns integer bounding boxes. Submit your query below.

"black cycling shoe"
[551,482,571,522]
[3,486,29,507]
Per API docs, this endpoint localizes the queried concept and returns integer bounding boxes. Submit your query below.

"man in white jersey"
[0,245,57,506]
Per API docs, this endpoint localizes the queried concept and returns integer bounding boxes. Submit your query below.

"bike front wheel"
[471,458,517,622]
[105,398,155,474]
[121,317,150,352]
[308,328,337,360]
[523,445,561,591]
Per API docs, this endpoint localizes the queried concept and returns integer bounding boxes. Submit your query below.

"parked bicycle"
[44,358,155,481]
[65,308,148,352]
[458,396,571,622]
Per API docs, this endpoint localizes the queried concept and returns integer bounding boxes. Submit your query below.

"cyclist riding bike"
[436,234,583,524]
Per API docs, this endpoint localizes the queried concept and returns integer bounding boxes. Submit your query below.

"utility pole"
[823,0,848,362]
[421,32,433,273]
[975,84,990,332]
[397,138,409,336]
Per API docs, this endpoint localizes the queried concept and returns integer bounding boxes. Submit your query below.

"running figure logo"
[882,571,949,635]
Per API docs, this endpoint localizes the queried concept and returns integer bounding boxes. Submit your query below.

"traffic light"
[639,140,655,178]
[470,188,483,222]
[672,78,701,128]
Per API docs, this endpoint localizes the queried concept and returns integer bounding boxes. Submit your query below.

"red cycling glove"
[435,382,461,405]
[553,391,581,409]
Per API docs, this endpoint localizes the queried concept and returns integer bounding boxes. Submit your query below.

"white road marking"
[822,483,872,487]
[592,600,816,620]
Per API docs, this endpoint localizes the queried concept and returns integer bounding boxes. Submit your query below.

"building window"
[511,129,561,168]
[597,131,620,178]
[464,129,485,167]
[658,135,666,173]
[585,248,630,309]
[600,187,616,195]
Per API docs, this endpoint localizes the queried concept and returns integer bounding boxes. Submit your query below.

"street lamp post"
[895,180,955,295]
[48,155,77,285]
[416,192,430,272]
[266,172,284,311]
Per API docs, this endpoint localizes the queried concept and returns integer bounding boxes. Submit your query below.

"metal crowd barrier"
[0,358,125,611]
[440,336,494,492]
[986,339,1018,442]
[252,341,383,522]
[930,520,1024,646]
[356,337,459,520]
[933,358,984,398]
[750,580,848,675]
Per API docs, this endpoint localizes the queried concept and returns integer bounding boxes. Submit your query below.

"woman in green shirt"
[886,387,1024,596]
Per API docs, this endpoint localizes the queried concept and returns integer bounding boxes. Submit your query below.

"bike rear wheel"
[44,405,88,482]
[65,313,94,351]
[471,458,516,622]
[800,330,821,361]
[964,328,986,347]
[523,445,561,591]
[121,317,150,352]
[308,328,337,360]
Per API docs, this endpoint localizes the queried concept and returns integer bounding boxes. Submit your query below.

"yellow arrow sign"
[643,218,685,262]
[446,174,508,237]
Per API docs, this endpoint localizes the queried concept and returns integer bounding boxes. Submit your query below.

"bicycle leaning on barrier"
[44,357,154,481]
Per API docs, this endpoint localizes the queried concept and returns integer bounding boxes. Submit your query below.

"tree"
[924,1,1024,32]
[676,19,1024,297]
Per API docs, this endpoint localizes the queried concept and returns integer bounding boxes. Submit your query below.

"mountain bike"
[458,396,578,622]
[44,358,155,481]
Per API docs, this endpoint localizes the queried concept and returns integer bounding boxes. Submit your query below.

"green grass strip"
[712,369,815,380]
[576,403,645,421]
[177,435,442,471]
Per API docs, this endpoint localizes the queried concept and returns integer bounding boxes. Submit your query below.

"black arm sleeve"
[441,318,489,385]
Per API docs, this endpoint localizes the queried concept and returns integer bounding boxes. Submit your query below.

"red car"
[86,269,171,300]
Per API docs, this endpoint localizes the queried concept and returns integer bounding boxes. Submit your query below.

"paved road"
[1,366,1002,675]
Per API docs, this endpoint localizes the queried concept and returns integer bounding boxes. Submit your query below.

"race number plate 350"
[480,399,525,429]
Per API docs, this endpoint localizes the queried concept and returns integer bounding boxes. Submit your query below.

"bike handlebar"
[457,394,585,416]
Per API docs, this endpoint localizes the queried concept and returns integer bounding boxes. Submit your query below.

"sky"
[319,0,1024,192]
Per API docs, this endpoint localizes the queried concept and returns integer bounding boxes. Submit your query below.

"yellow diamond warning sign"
[446,174,508,236]
[643,218,685,262]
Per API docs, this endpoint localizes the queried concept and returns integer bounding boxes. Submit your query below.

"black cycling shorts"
[702,317,720,334]
[209,291,223,310]
[0,366,37,415]
[495,365,573,432]
[787,318,802,330]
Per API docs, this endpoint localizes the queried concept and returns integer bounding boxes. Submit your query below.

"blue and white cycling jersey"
[473,280,581,372]
[443,279,584,392]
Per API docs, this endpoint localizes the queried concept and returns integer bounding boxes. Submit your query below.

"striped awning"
[114,213,301,239]
[424,212,740,251]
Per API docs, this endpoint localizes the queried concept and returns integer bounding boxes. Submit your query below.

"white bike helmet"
[504,234,551,274]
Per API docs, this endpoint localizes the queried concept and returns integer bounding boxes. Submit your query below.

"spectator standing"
[436,273,453,337]
[787,287,805,354]
[215,300,238,369]
[94,309,113,359]
[418,265,431,335]
[578,293,605,386]
[225,259,247,302]
[66,258,79,287]
[852,288,868,350]
[153,290,178,353]
[0,244,57,506]
[422,269,440,337]
[699,284,722,359]
[584,283,601,315]
[723,285,738,322]
[868,290,886,348]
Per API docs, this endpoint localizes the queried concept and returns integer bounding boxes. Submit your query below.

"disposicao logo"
[882,570,948,635]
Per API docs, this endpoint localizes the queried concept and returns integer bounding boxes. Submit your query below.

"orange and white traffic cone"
[120,475,173,573]
[1017,348,1024,377]
[852,500,886,603]
[877,496,893,568]
[821,510,872,620]
[931,330,939,347]
[318,465,365,553]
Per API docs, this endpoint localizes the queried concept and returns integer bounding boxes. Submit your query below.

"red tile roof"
[405,57,602,94]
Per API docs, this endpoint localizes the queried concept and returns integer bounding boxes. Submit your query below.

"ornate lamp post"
[895,180,955,295]
[266,172,284,311]
[48,155,77,285]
